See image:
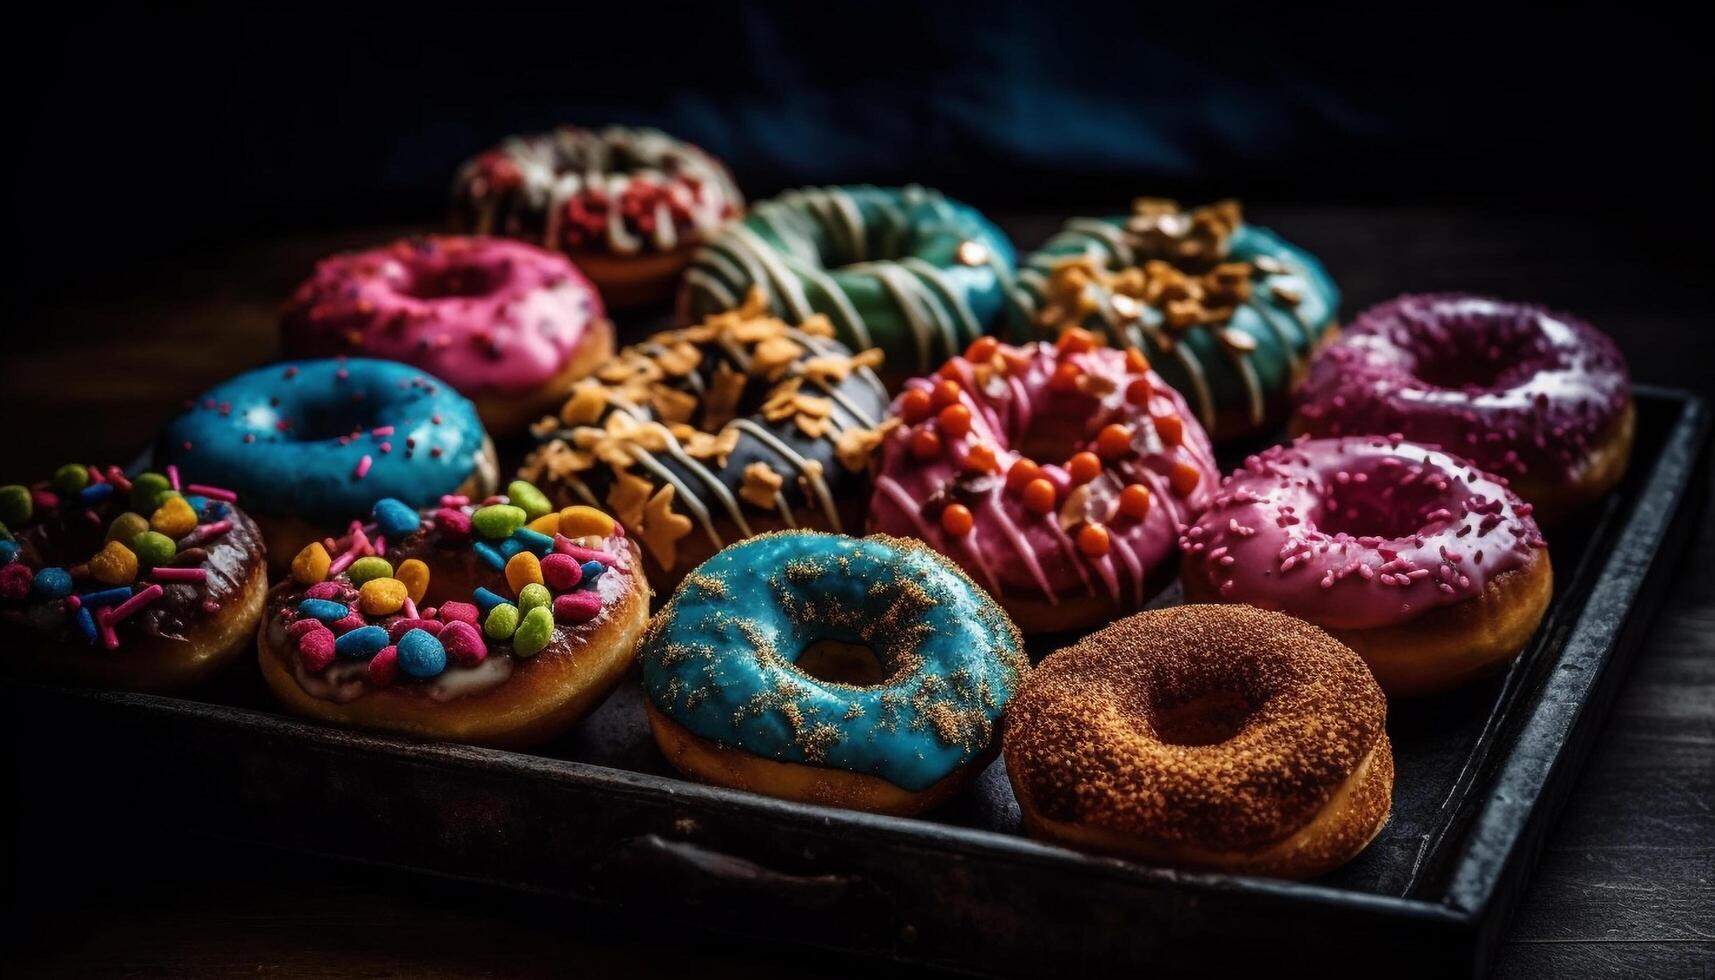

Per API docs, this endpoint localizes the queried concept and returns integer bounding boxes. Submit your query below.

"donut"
[1004,605,1393,879]
[1011,199,1339,441]
[640,532,1027,815]
[258,482,649,747]
[279,236,614,435]
[0,463,266,692]
[1181,436,1552,697]
[1292,293,1633,524]
[452,125,742,307]
[868,333,1219,635]
[678,185,1017,383]
[519,289,891,590]
[157,358,499,567]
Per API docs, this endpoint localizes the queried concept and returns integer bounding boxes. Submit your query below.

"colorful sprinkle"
[129,531,177,568]
[396,629,448,678]
[104,512,150,546]
[31,567,73,600]
[438,600,480,626]
[372,498,420,538]
[512,605,554,657]
[557,505,615,539]
[506,480,553,521]
[439,620,487,667]
[0,486,31,525]
[553,590,602,623]
[395,558,430,604]
[128,473,174,514]
[52,465,91,494]
[483,602,521,640]
[472,504,527,540]
[297,598,351,622]
[334,624,389,659]
[150,566,208,583]
[89,541,140,585]
[358,577,408,616]
[540,553,583,591]
[505,551,544,595]
[347,556,394,587]
[291,542,332,585]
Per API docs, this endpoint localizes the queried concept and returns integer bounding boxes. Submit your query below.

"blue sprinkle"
[472,541,505,571]
[0,541,18,564]
[580,560,605,584]
[334,625,389,660]
[80,587,133,607]
[184,495,210,515]
[297,598,351,622]
[75,606,98,643]
[79,482,116,506]
[372,498,421,539]
[497,538,524,560]
[207,500,228,518]
[32,567,73,600]
[472,587,508,612]
[511,528,554,555]
[396,629,447,679]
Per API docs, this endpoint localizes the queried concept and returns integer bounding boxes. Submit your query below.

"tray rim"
[4,384,1706,962]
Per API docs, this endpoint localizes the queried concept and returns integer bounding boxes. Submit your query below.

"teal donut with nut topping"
[1011,199,1339,442]
[640,531,1027,815]
[678,185,1017,382]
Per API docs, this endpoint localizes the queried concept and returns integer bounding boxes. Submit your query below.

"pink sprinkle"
[440,494,469,508]
[150,567,207,583]
[66,594,82,610]
[100,584,165,627]
[186,484,238,502]
[554,539,619,565]
[401,596,418,619]
[179,520,232,548]
[100,623,120,650]
[106,467,132,492]
[353,454,373,480]
[379,442,392,454]
[371,426,395,437]
[166,465,181,491]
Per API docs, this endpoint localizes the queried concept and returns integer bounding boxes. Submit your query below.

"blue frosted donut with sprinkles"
[156,358,498,566]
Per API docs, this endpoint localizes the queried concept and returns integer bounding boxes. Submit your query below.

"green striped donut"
[1010,200,1339,442]
[679,185,1017,379]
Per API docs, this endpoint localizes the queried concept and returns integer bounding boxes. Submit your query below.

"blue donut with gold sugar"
[640,531,1027,815]
[156,358,498,564]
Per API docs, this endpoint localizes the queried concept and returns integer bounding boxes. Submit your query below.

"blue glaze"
[298,598,351,622]
[641,533,1027,792]
[334,625,389,659]
[157,358,488,526]
[31,567,73,600]
[396,629,447,678]
[372,498,421,539]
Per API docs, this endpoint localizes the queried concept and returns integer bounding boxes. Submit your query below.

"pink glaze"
[280,236,604,394]
[1294,294,1631,485]
[1182,436,1546,630]
[869,342,1219,612]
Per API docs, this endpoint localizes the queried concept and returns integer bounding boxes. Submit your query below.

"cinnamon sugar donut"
[1004,605,1392,879]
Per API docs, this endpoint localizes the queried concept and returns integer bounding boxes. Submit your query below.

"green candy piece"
[347,556,394,587]
[0,521,11,542]
[106,512,150,546]
[484,602,521,640]
[517,582,551,616]
[506,481,553,522]
[129,473,174,513]
[513,605,554,657]
[0,485,31,526]
[53,464,91,495]
[130,530,177,568]
[472,504,527,540]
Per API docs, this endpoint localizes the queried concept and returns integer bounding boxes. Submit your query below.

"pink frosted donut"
[1181,436,1552,696]
[869,335,1219,634]
[1293,293,1632,523]
[280,236,613,434]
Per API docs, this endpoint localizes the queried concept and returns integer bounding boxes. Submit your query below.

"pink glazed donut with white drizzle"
[1181,436,1552,697]
[869,332,1219,635]
[280,236,614,436]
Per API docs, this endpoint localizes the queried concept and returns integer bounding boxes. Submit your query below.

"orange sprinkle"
[930,378,962,409]
[937,361,964,381]
[965,336,999,362]
[1095,424,1133,460]
[1006,458,1043,493]
[1118,483,1152,520]
[910,428,943,460]
[1022,478,1057,515]
[1124,347,1150,373]
[1056,326,1099,354]
[1067,451,1102,485]
[937,403,973,438]
[962,443,998,473]
[1125,377,1152,406]
[900,388,933,423]
[940,503,974,536]
[1077,523,1111,557]
[1155,414,1184,447]
[1170,458,1203,495]
[1048,362,1082,392]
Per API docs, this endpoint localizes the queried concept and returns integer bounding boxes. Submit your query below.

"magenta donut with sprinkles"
[280,236,613,435]
[1293,293,1632,523]
[1181,436,1553,696]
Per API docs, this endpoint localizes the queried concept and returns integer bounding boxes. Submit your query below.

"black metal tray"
[5,385,1707,978]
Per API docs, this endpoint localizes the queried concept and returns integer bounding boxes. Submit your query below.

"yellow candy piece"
[90,540,139,585]
[526,513,561,536]
[150,496,199,538]
[558,505,615,539]
[358,577,408,616]
[505,551,544,595]
[291,542,331,585]
[395,558,430,604]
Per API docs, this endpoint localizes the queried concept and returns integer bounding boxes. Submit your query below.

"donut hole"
[398,261,508,300]
[795,638,889,687]
[1412,355,1508,391]
[1150,690,1254,747]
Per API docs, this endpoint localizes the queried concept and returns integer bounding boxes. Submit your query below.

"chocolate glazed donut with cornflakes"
[520,289,894,589]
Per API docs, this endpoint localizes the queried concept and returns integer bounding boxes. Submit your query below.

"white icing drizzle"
[729,419,843,532]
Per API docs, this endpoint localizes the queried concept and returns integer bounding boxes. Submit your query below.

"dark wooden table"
[3,205,1711,978]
